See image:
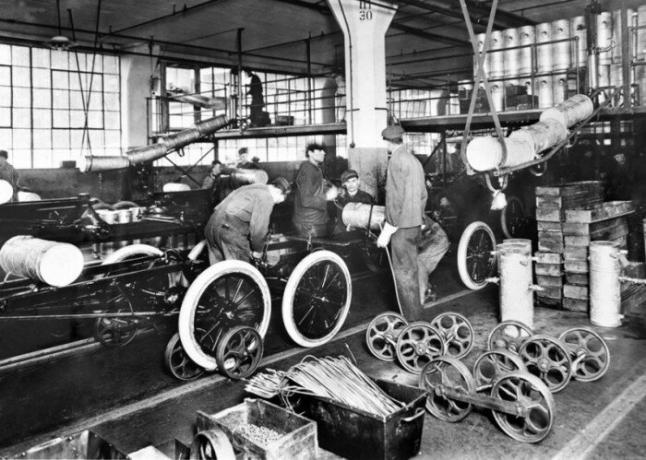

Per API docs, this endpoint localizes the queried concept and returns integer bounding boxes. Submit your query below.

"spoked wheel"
[94,310,138,347]
[215,326,264,380]
[457,221,496,290]
[365,313,408,361]
[558,327,610,382]
[519,335,573,393]
[430,312,474,359]
[487,320,533,353]
[164,332,206,381]
[490,372,555,443]
[178,261,271,371]
[419,356,475,422]
[189,429,235,460]
[473,350,527,388]
[395,322,446,374]
[282,250,352,348]
[500,195,526,239]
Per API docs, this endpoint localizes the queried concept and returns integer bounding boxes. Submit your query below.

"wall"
[121,51,155,149]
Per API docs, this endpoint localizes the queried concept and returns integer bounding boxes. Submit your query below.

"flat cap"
[238,147,248,155]
[270,176,291,194]
[340,169,359,183]
[381,125,405,141]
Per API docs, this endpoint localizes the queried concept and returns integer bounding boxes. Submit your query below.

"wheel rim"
[190,429,235,460]
[519,335,573,393]
[473,350,526,388]
[419,357,475,422]
[194,273,265,359]
[395,322,446,374]
[467,229,495,284]
[487,320,533,353]
[490,372,555,443]
[282,251,352,347]
[216,326,263,380]
[501,196,525,239]
[365,313,408,361]
[558,327,610,382]
[165,332,205,381]
[430,312,474,359]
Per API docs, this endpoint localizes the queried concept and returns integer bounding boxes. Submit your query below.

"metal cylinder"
[597,12,613,66]
[589,241,622,327]
[598,64,611,88]
[341,203,385,230]
[465,136,535,172]
[0,235,84,287]
[551,19,572,72]
[552,73,568,105]
[537,77,554,108]
[536,22,553,74]
[490,82,504,111]
[540,94,594,128]
[499,246,534,329]
[503,28,520,78]
[489,31,505,78]
[611,9,633,66]
[571,16,587,69]
[223,168,269,187]
[495,239,532,264]
[508,118,568,154]
[518,25,535,76]
[81,155,130,173]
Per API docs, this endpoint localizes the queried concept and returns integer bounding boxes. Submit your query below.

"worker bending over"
[205,177,291,264]
[377,125,428,321]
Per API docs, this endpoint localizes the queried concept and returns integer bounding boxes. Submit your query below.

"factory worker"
[293,143,338,238]
[334,169,374,233]
[376,125,428,320]
[205,177,291,264]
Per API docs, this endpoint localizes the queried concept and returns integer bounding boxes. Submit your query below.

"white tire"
[457,221,496,290]
[282,250,352,348]
[101,244,163,265]
[178,260,271,370]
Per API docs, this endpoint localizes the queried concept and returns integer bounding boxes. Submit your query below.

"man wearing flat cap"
[377,125,428,321]
[205,177,290,264]
[334,169,374,233]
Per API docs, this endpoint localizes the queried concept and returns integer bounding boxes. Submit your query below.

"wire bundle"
[245,356,403,418]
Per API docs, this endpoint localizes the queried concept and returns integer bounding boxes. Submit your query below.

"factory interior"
[1,0,646,458]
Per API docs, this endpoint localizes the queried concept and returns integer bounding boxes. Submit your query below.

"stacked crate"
[534,182,603,307]
[562,201,635,311]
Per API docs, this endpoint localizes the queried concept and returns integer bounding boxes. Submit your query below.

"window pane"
[70,130,83,150]
[0,45,10,65]
[13,67,30,87]
[11,46,30,66]
[11,149,31,168]
[0,66,10,86]
[104,75,119,92]
[103,55,118,74]
[69,110,84,127]
[0,87,10,107]
[53,110,70,128]
[89,130,104,147]
[33,89,51,108]
[105,111,119,130]
[52,71,69,89]
[52,90,69,109]
[69,90,84,110]
[32,68,50,88]
[32,48,50,68]
[0,107,10,126]
[88,111,103,128]
[52,129,70,148]
[13,129,30,149]
[13,88,30,108]
[104,93,119,110]
[33,129,51,148]
[104,130,121,148]
[32,149,53,168]
[51,50,69,69]
[13,108,30,128]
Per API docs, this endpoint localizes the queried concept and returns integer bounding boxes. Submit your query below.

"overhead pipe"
[81,115,232,172]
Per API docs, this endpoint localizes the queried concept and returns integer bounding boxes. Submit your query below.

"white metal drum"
[503,28,520,78]
[589,241,622,327]
[498,246,534,329]
[570,16,587,69]
[537,77,553,108]
[551,19,571,72]
[518,26,535,76]
[536,22,553,74]
[596,12,613,65]
[552,73,568,105]
[489,30,505,79]
[490,82,504,111]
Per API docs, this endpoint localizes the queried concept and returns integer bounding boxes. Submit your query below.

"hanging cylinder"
[488,31,505,79]
[341,203,385,230]
[0,236,84,287]
[589,241,622,327]
[498,246,534,328]
[552,73,568,105]
[0,179,13,204]
[571,16,587,69]
[508,118,568,155]
[82,115,231,172]
[518,25,535,76]
[465,136,535,172]
[537,77,554,108]
[539,94,593,128]
[503,28,520,78]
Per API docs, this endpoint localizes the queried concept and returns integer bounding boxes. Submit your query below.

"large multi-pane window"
[0,43,121,168]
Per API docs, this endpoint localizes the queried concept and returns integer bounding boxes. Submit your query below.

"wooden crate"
[564,284,588,300]
[563,246,588,261]
[563,297,588,312]
[535,262,562,276]
[536,275,564,287]
[564,201,634,223]
[534,252,562,264]
[565,272,589,285]
[538,231,564,252]
[564,260,589,273]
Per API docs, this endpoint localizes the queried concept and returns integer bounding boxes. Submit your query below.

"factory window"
[0,43,121,168]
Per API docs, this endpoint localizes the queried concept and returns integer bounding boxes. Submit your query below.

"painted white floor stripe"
[553,372,646,460]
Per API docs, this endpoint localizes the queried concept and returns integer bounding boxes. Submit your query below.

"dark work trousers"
[205,213,251,264]
[390,226,423,321]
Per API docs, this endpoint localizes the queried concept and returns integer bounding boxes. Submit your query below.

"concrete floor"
[1,258,645,459]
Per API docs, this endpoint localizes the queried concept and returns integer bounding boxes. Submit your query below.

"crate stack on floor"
[533,181,604,308]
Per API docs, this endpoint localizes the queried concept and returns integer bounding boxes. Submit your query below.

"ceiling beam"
[463,0,535,27]
[111,0,230,35]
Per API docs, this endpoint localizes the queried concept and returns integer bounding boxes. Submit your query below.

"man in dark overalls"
[205,177,290,264]
[376,125,428,321]
[334,169,374,234]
